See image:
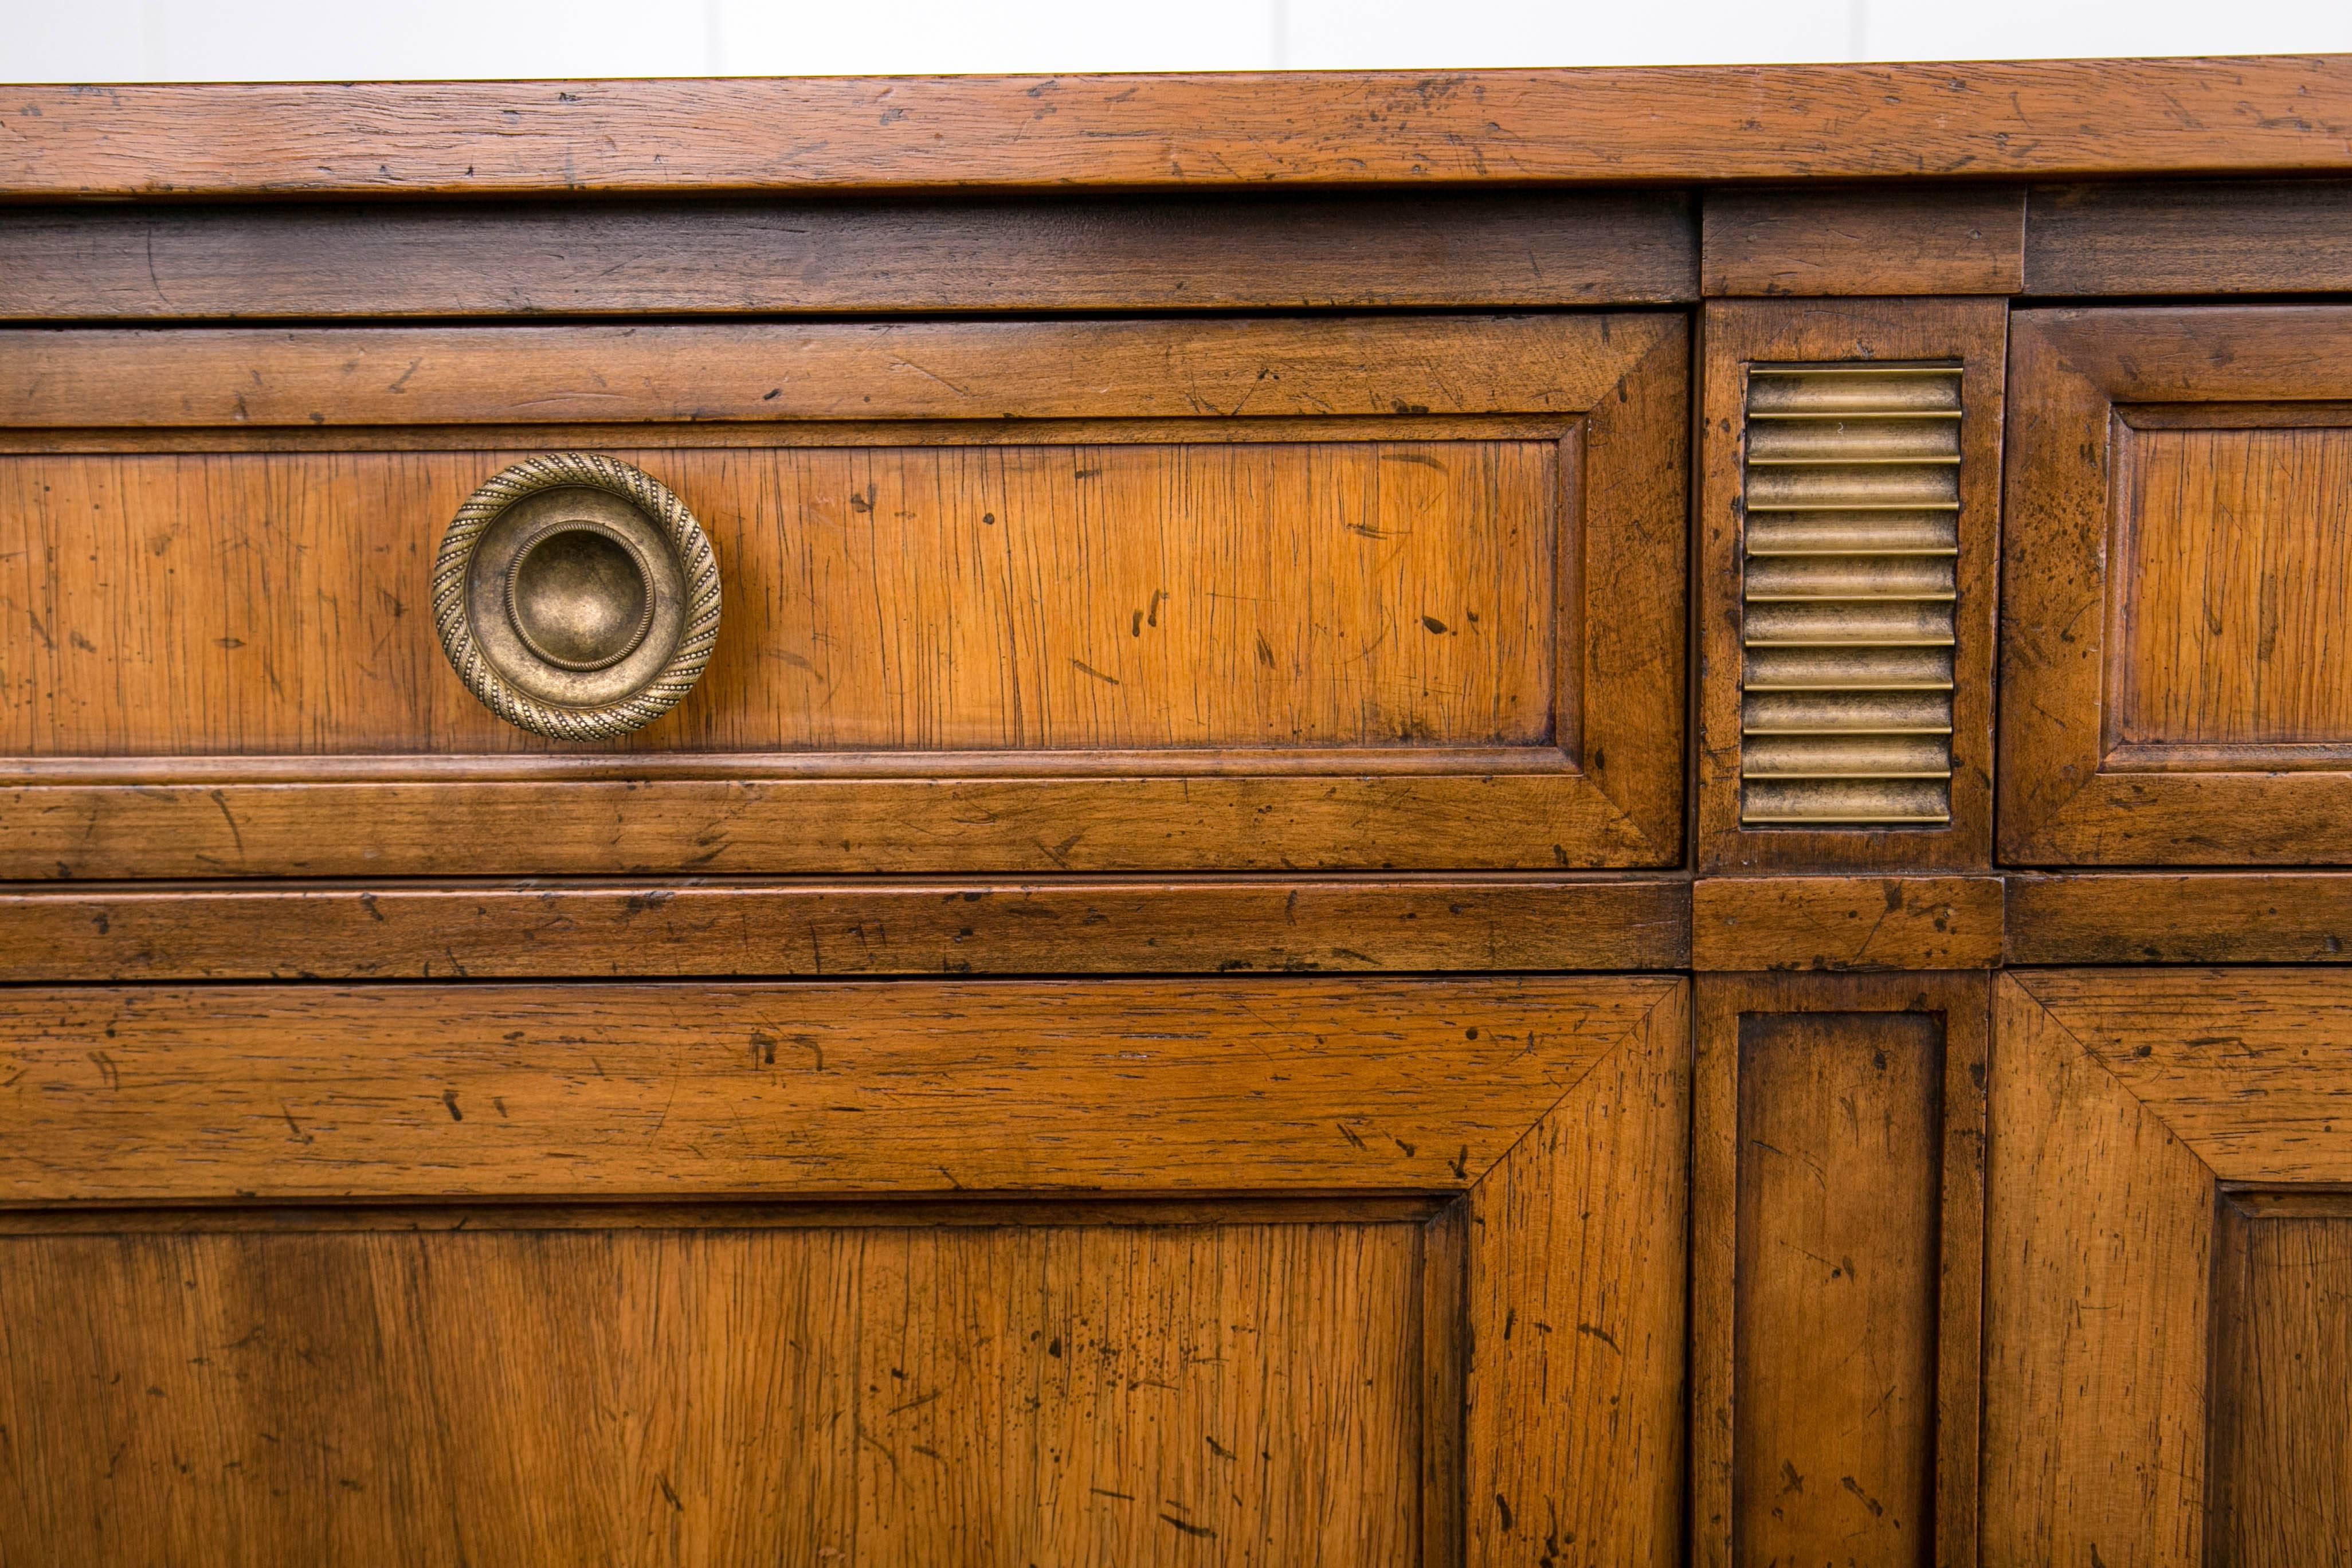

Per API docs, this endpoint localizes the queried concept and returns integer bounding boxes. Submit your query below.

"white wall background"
[6,0,2351,80]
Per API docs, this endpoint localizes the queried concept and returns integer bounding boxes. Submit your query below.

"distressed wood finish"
[1702,186,2025,297]
[1698,299,2005,872]
[1,1217,1429,1563]
[1464,981,1688,1567]
[1693,973,1987,1568]
[9,59,2352,198]
[0,983,1689,1565]
[2115,424,2352,758]
[0,314,1664,428]
[0,192,1699,319]
[0,975,1677,1204]
[0,773,1669,880]
[0,877,1691,982]
[1692,876,2002,971]
[2025,180,2352,297]
[5,438,1565,756]
[2006,872,2352,965]
[2206,1193,2352,1566]
[0,312,1687,876]
[2002,307,2352,864]
[1986,971,2352,1566]
[22,56,2352,1567]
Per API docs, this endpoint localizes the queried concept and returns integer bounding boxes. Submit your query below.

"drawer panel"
[11,439,1559,757]
[2003,306,2352,863]
[0,315,1686,876]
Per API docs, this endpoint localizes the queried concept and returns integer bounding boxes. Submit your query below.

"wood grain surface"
[2025,179,2352,296]
[1983,974,2214,1568]
[2010,968,2352,1183]
[1465,980,1688,1567]
[1732,1008,1942,1565]
[1692,973,1986,1568]
[0,876,1692,982]
[2006,872,2352,964]
[0,192,1698,319]
[0,1217,1429,1563]
[0,314,1668,428]
[1986,970,2352,1566]
[1691,876,2003,971]
[2,438,1561,758]
[0,772,1673,879]
[0,975,1678,1203]
[6,59,2352,198]
[2000,306,2352,864]
[2114,422,2352,756]
[2206,1193,2352,1566]
[1702,185,2024,297]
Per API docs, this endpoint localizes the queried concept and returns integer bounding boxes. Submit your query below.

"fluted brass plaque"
[1739,366,1960,826]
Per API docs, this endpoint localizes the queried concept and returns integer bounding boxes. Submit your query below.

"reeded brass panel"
[1739,366,1961,826]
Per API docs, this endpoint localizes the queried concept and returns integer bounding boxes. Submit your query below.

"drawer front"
[2002,305,2352,864]
[0,313,1685,877]
[0,975,1688,1564]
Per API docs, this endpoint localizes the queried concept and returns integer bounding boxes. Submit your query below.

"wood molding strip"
[0,877,1694,981]
[2006,873,2352,964]
[0,193,1699,320]
[2024,180,2352,296]
[42,871,2352,979]
[0,313,1675,428]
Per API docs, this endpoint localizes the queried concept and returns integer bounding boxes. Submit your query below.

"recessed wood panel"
[2209,1195,2352,1567]
[2,437,1555,757]
[2115,424,2352,759]
[0,1217,1424,1565]
[1732,1010,1942,1566]
[1693,975,1986,1568]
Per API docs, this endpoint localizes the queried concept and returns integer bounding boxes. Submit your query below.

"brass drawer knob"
[430,454,720,739]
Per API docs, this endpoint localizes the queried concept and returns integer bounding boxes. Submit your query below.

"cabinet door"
[0,976,1688,1565]
[1986,971,2352,1565]
[0,313,1684,879]
[2002,307,2352,863]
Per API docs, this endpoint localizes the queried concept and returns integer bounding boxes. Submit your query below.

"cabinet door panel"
[2003,307,2352,863]
[0,976,1689,1566]
[1986,970,2352,1565]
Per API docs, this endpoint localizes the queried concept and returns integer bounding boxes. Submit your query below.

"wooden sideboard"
[3,56,2351,1566]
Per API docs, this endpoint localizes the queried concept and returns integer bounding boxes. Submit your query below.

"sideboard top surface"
[5,54,2351,200]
